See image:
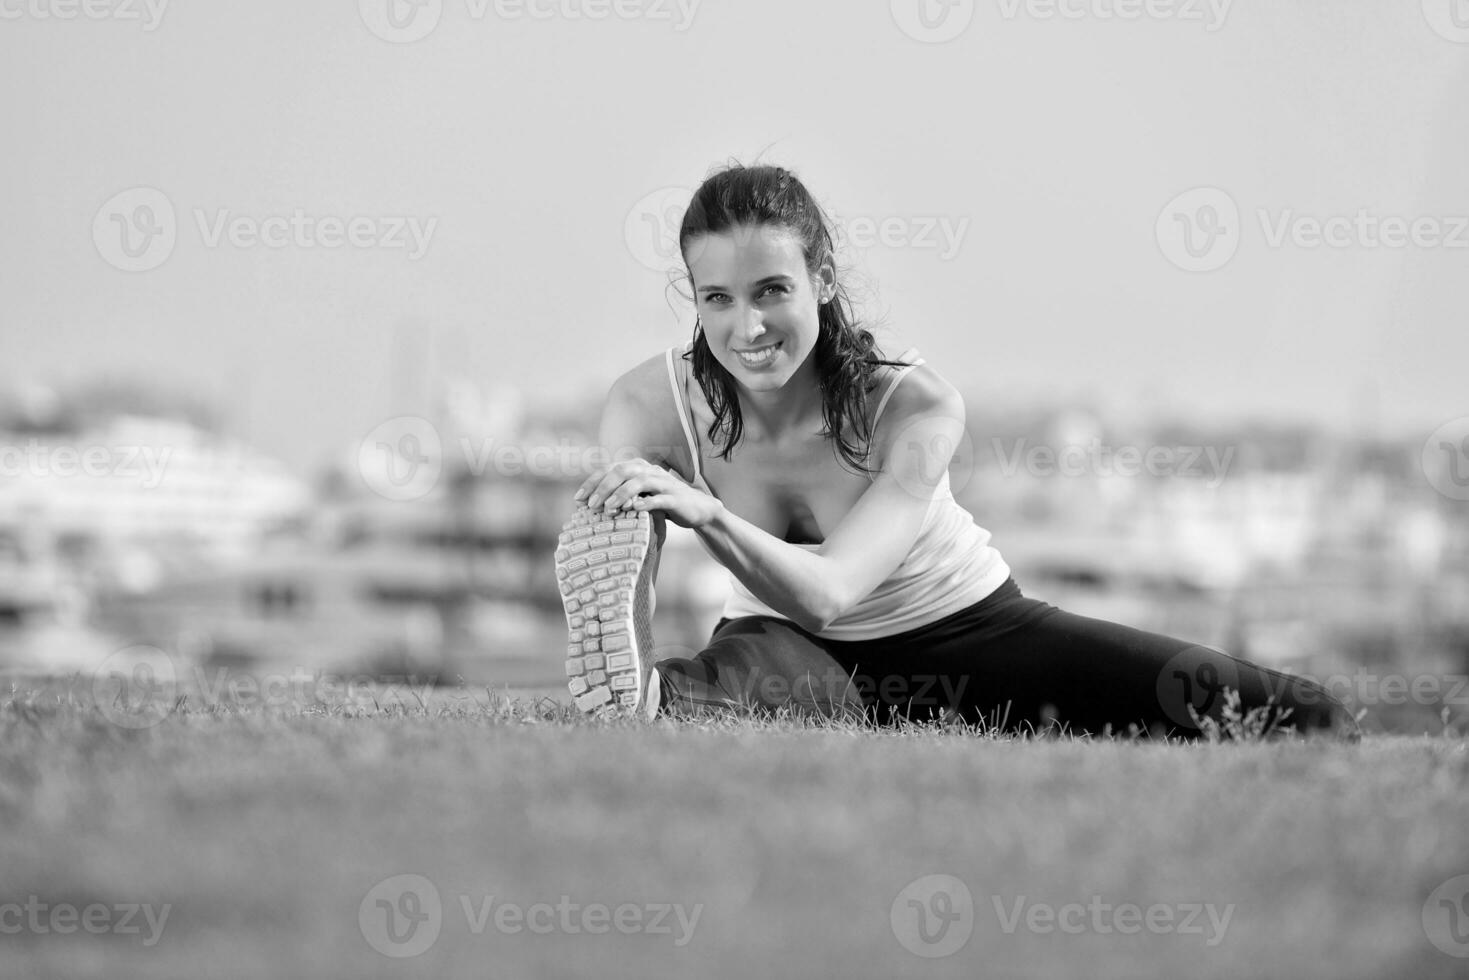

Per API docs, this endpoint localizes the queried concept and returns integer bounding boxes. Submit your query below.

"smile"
[734,341,781,367]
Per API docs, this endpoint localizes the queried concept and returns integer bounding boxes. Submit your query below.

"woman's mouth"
[734,341,782,368]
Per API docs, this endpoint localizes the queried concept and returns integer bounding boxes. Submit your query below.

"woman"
[555,163,1358,739]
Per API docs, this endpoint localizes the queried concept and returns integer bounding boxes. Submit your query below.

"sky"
[2,0,1466,471]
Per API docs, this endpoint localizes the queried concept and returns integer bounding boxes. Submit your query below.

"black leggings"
[654,577,1359,739]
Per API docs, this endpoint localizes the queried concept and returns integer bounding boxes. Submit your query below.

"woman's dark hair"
[678,163,906,475]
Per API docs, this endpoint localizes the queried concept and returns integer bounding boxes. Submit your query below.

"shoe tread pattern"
[554,505,658,714]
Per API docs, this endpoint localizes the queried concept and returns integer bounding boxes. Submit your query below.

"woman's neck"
[736,356,824,441]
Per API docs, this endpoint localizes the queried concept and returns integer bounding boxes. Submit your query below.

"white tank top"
[664,342,1011,640]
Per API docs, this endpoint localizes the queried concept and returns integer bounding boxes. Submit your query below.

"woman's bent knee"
[654,617,865,720]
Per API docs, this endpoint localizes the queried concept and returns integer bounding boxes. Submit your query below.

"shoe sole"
[554,504,658,715]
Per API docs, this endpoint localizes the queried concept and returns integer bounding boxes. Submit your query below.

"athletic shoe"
[554,503,661,718]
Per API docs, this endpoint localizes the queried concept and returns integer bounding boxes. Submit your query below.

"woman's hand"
[574,458,723,529]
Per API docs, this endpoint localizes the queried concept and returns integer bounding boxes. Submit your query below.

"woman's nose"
[741,308,766,341]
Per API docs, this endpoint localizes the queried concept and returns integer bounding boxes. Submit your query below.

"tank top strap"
[665,344,703,487]
[870,346,923,431]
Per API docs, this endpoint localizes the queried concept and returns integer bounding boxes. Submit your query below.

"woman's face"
[684,223,834,393]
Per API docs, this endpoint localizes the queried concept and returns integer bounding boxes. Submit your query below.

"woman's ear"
[813,255,838,304]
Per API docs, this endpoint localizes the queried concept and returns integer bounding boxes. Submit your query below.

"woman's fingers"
[602,470,664,512]
[572,463,652,512]
[576,459,639,507]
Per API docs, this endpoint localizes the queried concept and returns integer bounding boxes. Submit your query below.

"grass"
[0,676,1466,979]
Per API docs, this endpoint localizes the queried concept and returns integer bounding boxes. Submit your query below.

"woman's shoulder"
[869,354,964,433]
[606,345,687,407]
[885,358,961,411]
[863,357,965,474]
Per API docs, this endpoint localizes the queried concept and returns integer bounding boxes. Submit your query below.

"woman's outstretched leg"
[978,607,1360,738]
[654,616,866,721]
[827,594,1360,739]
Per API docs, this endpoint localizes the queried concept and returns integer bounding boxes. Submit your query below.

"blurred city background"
[2,354,1468,734]
[3,3,1468,733]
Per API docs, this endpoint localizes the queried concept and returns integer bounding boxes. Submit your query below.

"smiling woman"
[555,162,1359,740]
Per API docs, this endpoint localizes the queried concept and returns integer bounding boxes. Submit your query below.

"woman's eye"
[760,284,789,297]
